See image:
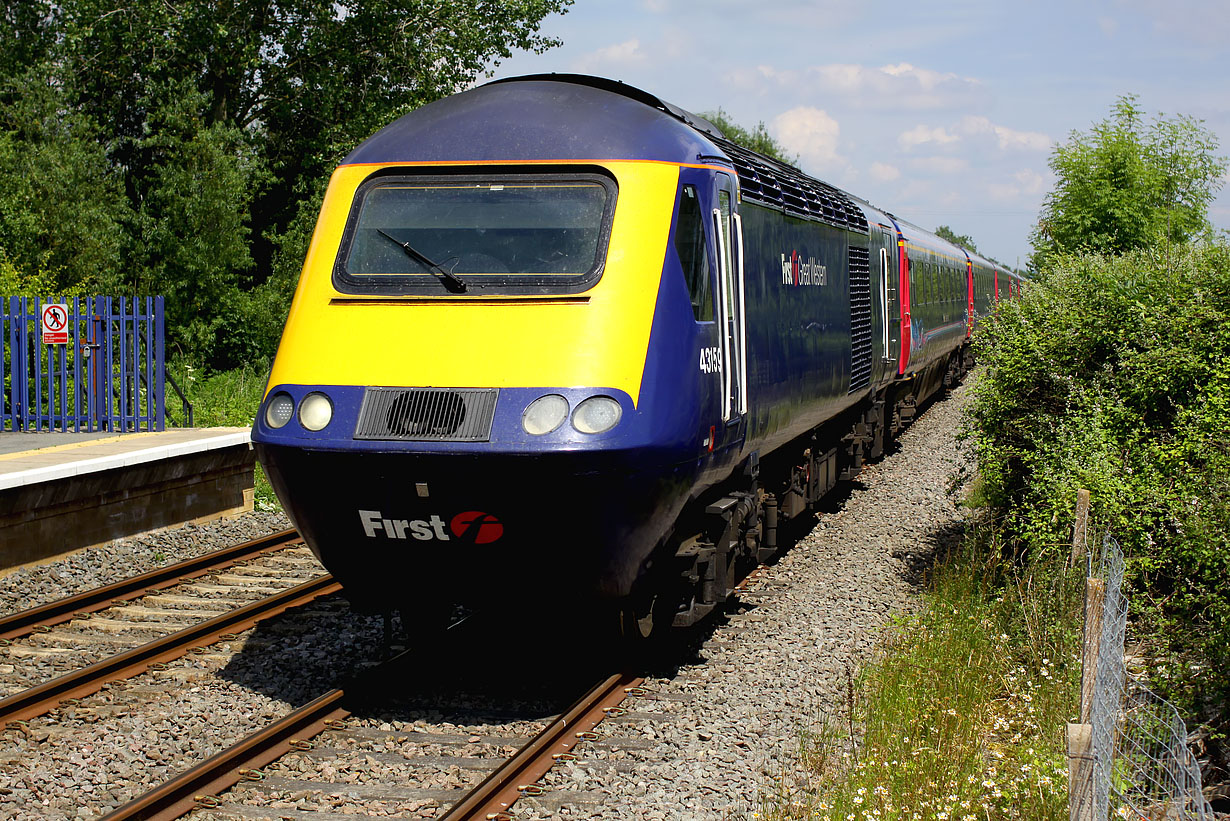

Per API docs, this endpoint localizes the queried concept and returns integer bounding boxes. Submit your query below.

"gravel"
[0,511,292,618]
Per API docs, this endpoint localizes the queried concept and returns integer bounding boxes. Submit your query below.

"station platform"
[0,428,255,571]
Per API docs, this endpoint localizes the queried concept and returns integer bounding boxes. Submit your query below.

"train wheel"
[618,593,660,642]
[614,583,677,660]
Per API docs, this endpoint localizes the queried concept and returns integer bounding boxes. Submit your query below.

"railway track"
[0,530,338,723]
[0,530,302,643]
[100,668,646,821]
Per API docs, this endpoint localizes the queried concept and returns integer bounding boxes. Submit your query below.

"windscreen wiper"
[376,228,467,292]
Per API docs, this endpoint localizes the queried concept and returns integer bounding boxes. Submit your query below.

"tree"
[0,0,56,84]
[0,68,129,294]
[0,0,572,366]
[935,225,978,253]
[703,108,798,165]
[1031,95,1227,269]
[58,0,572,279]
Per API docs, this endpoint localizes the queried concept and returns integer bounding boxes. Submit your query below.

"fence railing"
[1068,523,1213,821]
[2,296,167,433]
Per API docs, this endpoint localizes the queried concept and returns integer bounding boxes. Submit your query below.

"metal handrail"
[164,369,193,427]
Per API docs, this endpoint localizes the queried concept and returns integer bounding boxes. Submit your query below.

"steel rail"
[0,574,340,726]
[99,688,352,821]
[0,529,301,641]
[439,671,645,821]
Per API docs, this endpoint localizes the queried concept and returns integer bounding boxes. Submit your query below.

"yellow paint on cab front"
[266,161,681,407]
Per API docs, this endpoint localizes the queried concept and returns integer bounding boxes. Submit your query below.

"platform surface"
[0,428,252,490]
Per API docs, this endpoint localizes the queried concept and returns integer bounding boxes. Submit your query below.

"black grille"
[354,387,498,441]
[848,246,872,394]
[708,136,869,234]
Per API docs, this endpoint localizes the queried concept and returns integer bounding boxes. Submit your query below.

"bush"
[966,241,1230,719]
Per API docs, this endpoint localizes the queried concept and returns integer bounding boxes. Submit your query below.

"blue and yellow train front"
[251,78,735,614]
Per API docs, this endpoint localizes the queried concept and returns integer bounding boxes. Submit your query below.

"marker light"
[522,394,569,435]
[298,392,334,431]
[572,396,622,434]
[265,393,295,429]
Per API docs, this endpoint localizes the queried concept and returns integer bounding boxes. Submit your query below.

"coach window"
[675,185,714,321]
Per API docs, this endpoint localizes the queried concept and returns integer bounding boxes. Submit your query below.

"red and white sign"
[41,303,69,344]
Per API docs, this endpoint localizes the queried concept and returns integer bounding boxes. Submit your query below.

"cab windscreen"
[334,171,616,296]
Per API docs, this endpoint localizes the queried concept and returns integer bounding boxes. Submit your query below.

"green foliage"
[0,68,128,294]
[702,108,798,165]
[966,241,1230,718]
[0,1,57,81]
[935,225,978,253]
[1031,96,1227,269]
[125,81,269,369]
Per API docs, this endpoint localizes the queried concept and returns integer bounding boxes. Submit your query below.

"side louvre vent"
[848,246,872,394]
[708,136,870,234]
[355,387,498,442]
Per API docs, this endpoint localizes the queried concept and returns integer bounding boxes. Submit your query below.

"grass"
[167,358,280,511]
[759,523,1084,821]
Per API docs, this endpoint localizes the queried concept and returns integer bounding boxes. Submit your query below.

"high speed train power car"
[251,74,1022,640]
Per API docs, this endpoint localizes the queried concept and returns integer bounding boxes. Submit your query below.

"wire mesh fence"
[1078,534,1213,821]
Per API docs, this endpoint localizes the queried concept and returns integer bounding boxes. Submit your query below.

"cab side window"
[675,185,714,321]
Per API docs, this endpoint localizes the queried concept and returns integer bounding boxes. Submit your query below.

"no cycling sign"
[41,303,69,344]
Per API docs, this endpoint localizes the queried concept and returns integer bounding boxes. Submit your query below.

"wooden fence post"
[1068,489,1101,821]
[1080,577,1105,724]
[1067,722,1094,821]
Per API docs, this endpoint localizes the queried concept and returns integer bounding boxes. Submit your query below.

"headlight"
[572,395,622,434]
[298,392,333,431]
[522,394,569,435]
[264,392,295,429]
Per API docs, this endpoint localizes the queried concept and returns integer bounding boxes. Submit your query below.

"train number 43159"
[699,346,722,375]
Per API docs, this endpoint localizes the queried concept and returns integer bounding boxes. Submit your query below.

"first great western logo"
[781,250,827,286]
[358,509,504,544]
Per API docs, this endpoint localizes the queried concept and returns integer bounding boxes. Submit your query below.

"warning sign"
[41,303,69,344]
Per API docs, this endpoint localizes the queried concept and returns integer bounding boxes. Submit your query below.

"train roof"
[342,74,722,167]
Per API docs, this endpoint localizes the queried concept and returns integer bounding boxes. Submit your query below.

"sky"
[488,0,1230,269]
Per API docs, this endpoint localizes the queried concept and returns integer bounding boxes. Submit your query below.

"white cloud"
[870,162,901,183]
[895,179,934,203]
[1014,169,1048,195]
[730,62,984,110]
[1117,0,1230,46]
[959,116,1051,152]
[771,106,846,175]
[572,39,649,73]
[988,169,1051,201]
[815,62,984,109]
[910,156,969,174]
[898,125,960,151]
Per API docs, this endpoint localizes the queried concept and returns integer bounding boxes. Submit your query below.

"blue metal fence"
[2,296,166,433]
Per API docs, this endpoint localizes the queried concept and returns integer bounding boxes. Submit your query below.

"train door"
[713,172,746,428]
[872,226,898,383]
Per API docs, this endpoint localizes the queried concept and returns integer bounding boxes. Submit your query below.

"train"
[250,74,1023,641]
